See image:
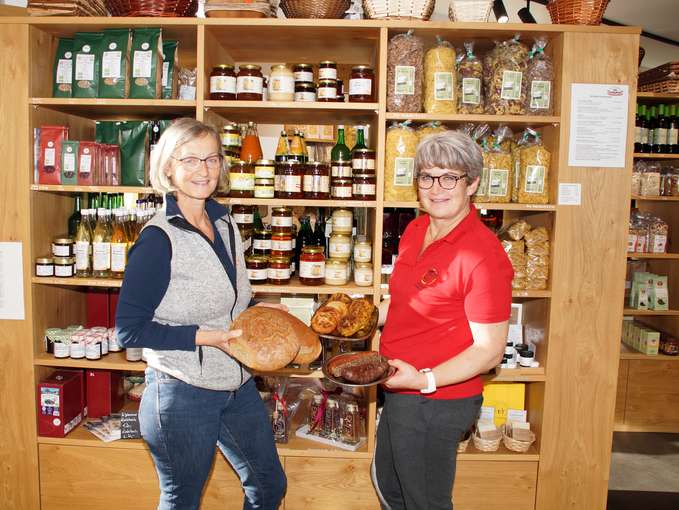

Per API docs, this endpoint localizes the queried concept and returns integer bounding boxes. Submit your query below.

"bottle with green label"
[669,105,679,154]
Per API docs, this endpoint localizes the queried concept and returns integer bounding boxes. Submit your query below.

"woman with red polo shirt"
[374,131,514,510]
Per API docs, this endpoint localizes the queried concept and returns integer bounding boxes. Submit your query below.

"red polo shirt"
[380,205,513,400]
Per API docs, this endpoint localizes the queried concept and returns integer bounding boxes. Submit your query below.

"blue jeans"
[139,368,286,510]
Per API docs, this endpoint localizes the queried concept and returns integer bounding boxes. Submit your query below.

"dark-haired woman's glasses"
[171,155,222,172]
[417,173,468,190]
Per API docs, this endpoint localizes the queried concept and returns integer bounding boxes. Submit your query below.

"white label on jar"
[93,242,111,271]
[255,186,274,198]
[353,182,376,196]
[237,75,264,94]
[272,239,293,251]
[395,66,416,95]
[271,216,293,228]
[54,343,70,358]
[75,53,94,81]
[331,164,352,178]
[434,72,454,100]
[333,215,353,230]
[349,78,372,96]
[294,91,316,102]
[332,185,352,198]
[393,158,414,186]
[247,268,268,281]
[132,50,152,78]
[325,267,347,283]
[354,245,372,262]
[530,80,551,109]
[282,175,302,193]
[254,165,275,179]
[319,68,337,80]
[330,242,352,258]
[303,174,330,193]
[110,243,127,272]
[126,348,143,362]
[318,86,337,100]
[653,235,668,253]
[524,166,545,194]
[44,148,56,167]
[500,70,523,101]
[101,337,108,355]
[70,342,85,358]
[162,62,170,87]
[268,267,291,279]
[300,260,325,278]
[52,244,71,257]
[75,241,89,271]
[102,50,122,79]
[270,75,295,94]
[86,343,101,360]
[56,58,72,84]
[222,133,241,147]
[354,269,373,286]
[79,154,92,175]
[294,71,314,82]
[253,239,271,250]
[210,75,237,94]
[462,78,481,105]
[55,264,73,277]
[352,158,375,171]
[229,173,255,191]
[233,213,254,224]
[63,152,76,175]
[36,264,54,277]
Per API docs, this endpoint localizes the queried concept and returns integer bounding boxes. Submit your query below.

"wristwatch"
[419,368,437,394]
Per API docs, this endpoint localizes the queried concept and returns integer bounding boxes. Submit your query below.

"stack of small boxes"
[622,317,660,355]
[629,272,669,311]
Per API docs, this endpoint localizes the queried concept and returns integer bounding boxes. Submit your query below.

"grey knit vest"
[141,209,252,391]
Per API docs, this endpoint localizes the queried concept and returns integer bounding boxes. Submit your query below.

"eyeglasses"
[417,173,468,190]
[171,155,223,172]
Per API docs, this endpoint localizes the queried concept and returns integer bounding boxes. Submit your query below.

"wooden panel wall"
[536,32,639,510]
[0,24,39,509]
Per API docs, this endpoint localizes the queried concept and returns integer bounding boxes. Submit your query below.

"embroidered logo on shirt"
[416,267,440,289]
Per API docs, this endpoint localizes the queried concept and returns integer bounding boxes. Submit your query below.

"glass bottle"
[74,209,91,277]
[289,129,305,163]
[92,205,111,278]
[331,126,351,178]
[149,121,161,158]
[314,208,328,254]
[634,105,642,154]
[648,106,658,153]
[657,104,670,154]
[240,122,263,164]
[275,130,290,163]
[351,126,367,153]
[300,132,308,163]
[641,107,651,153]
[253,206,264,233]
[67,194,82,238]
[295,216,315,273]
[669,105,679,154]
[110,208,129,279]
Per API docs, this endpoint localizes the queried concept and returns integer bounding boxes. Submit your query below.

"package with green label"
[162,40,179,99]
[518,128,551,204]
[99,28,132,99]
[387,30,424,113]
[484,36,529,115]
[385,122,418,201]
[60,141,79,185]
[457,41,484,114]
[120,121,149,186]
[130,28,163,99]
[652,275,669,311]
[72,32,104,98]
[424,37,456,114]
[95,120,122,144]
[526,38,554,115]
[52,38,74,98]
[483,125,513,204]
[466,123,490,202]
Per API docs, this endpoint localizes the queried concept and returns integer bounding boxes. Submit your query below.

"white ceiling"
[604,0,679,42]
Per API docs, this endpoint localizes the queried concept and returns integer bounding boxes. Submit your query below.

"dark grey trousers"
[373,391,483,510]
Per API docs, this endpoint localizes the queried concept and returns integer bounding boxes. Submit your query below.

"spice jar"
[331,161,352,179]
[70,337,85,359]
[271,207,293,230]
[329,232,352,260]
[349,65,374,103]
[35,257,54,277]
[323,396,341,439]
[318,79,338,102]
[518,349,535,367]
[210,65,237,100]
[294,63,314,83]
[246,255,269,285]
[352,148,376,174]
[332,208,354,234]
[253,229,272,256]
[354,262,373,287]
[325,258,348,285]
[319,61,338,80]
[341,401,361,444]
[271,231,293,257]
[232,204,254,226]
[255,159,275,179]
[269,64,295,102]
[303,162,331,199]
[353,236,372,262]
[275,161,303,199]
[332,178,353,199]
[85,334,102,361]
[255,178,275,198]
[352,174,376,200]
[299,246,325,285]
[52,236,74,257]
[308,393,324,434]
[294,82,316,102]
[229,160,255,198]
[236,64,264,101]
[268,256,292,285]
[53,334,70,359]
[54,256,75,278]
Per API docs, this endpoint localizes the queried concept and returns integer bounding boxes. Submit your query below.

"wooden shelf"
[385,112,560,126]
[34,351,146,372]
[614,424,679,433]
[31,184,154,194]
[512,290,551,298]
[483,367,545,382]
[204,100,378,124]
[619,351,679,362]
[631,195,679,202]
[632,153,679,159]
[33,276,122,288]
[215,197,377,208]
[636,92,679,103]
[253,277,375,295]
[383,201,556,211]
[622,309,679,316]
[29,98,197,118]
[626,253,679,260]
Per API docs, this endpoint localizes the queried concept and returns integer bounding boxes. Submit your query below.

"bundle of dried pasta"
[385,121,419,202]
[525,226,550,290]
[484,36,530,115]
[525,38,554,116]
[502,239,527,290]
[470,124,491,203]
[483,125,513,203]
[518,128,551,204]
[507,219,531,241]
[457,41,484,114]
[416,121,448,141]
[387,30,425,113]
[424,37,456,114]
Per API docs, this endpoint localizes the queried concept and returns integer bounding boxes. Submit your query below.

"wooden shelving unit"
[622,309,679,316]
[626,253,679,259]
[385,112,560,126]
[632,153,679,159]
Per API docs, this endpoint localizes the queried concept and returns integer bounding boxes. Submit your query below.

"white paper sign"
[479,406,495,422]
[558,183,582,206]
[568,83,629,168]
[0,242,25,320]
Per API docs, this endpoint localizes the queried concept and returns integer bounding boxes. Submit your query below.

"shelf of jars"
[631,195,679,202]
[384,112,560,126]
[32,276,123,288]
[34,351,144,371]
[382,201,557,212]
[204,101,379,125]
[216,198,377,208]
[620,343,679,362]
[31,184,155,194]
[29,98,198,118]
[633,153,679,159]
[622,308,679,316]
[626,253,679,260]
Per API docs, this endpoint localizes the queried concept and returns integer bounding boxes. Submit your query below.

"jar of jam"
[352,174,376,200]
[325,258,348,285]
[295,82,316,102]
[349,65,374,103]
[210,65,237,100]
[353,235,372,262]
[255,178,275,198]
[268,256,291,285]
[299,246,325,285]
[253,229,272,256]
[255,159,275,179]
[269,64,295,102]
[354,262,373,287]
[332,208,353,234]
[275,161,303,199]
[303,162,331,199]
[246,255,269,285]
[319,61,338,80]
[294,64,314,83]
[336,79,345,102]
[54,256,75,278]
[229,160,255,198]
[318,79,338,102]
[331,178,353,199]
[271,207,293,230]
[221,123,242,150]
[352,148,376,174]
[331,161,352,179]
[35,257,54,277]
[236,64,264,101]
[329,233,352,260]
[271,231,293,257]
[52,236,74,258]
[232,204,254,226]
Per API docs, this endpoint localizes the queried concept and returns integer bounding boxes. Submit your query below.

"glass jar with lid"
[52,236,74,258]
[354,262,373,287]
[35,257,54,277]
[331,178,353,199]
[318,79,338,102]
[331,161,352,179]
[271,231,294,258]
[210,65,237,100]
[236,65,264,101]
[325,258,348,285]
[352,174,376,200]
[221,123,242,150]
[303,162,330,199]
[293,64,314,83]
[299,246,325,286]
[352,148,376,174]
[255,159,275,179]
[246,255,269,285]
[268,256,292,285]
[255,178,275,198]
[353,236,372,262]
[294,82,316,102]
[54,256,75,278]
[229,160,255,198]
[349,65,374,103]
[253,229,272,256]
[329,232,352,261]
[269,64,295,102]
[232,204,254,226]
[271,207,293,230]
[319,61,338,80]
[331,208,353,234]
[275,161,303,199]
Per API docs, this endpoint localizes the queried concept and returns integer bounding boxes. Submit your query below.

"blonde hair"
[149,118,224,194]
[415,131,483,182]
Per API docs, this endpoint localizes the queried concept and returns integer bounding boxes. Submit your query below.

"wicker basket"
[448,0,493,22]
[281,0,350,18]
[362,0,435,21]
[105,0,197,16]
[457,430,472,453]
[546,0,610,25]
[501,424,536,453]
[472,427,501,452]
[638,62,679,94]
[639,80,679,94]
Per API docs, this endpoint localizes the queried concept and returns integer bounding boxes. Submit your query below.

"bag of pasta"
[485,36,530,115]
[470,124,491,202]
[385,122,419,202]
[525,38,554,115]
[525,226,550,290]
[502,239,527,290]
[416,121,448,142]
[387,30,425,113]
[457,41,484,114]
[512,130,530,202]
[483,125,513,203]
[518,128,551,204]
[424,37,456,114]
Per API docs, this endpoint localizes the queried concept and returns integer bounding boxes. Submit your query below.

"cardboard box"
[37,370,84,437]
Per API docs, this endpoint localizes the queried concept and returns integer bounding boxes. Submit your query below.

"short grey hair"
[149,118,224,194]
[415,131,483,182]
